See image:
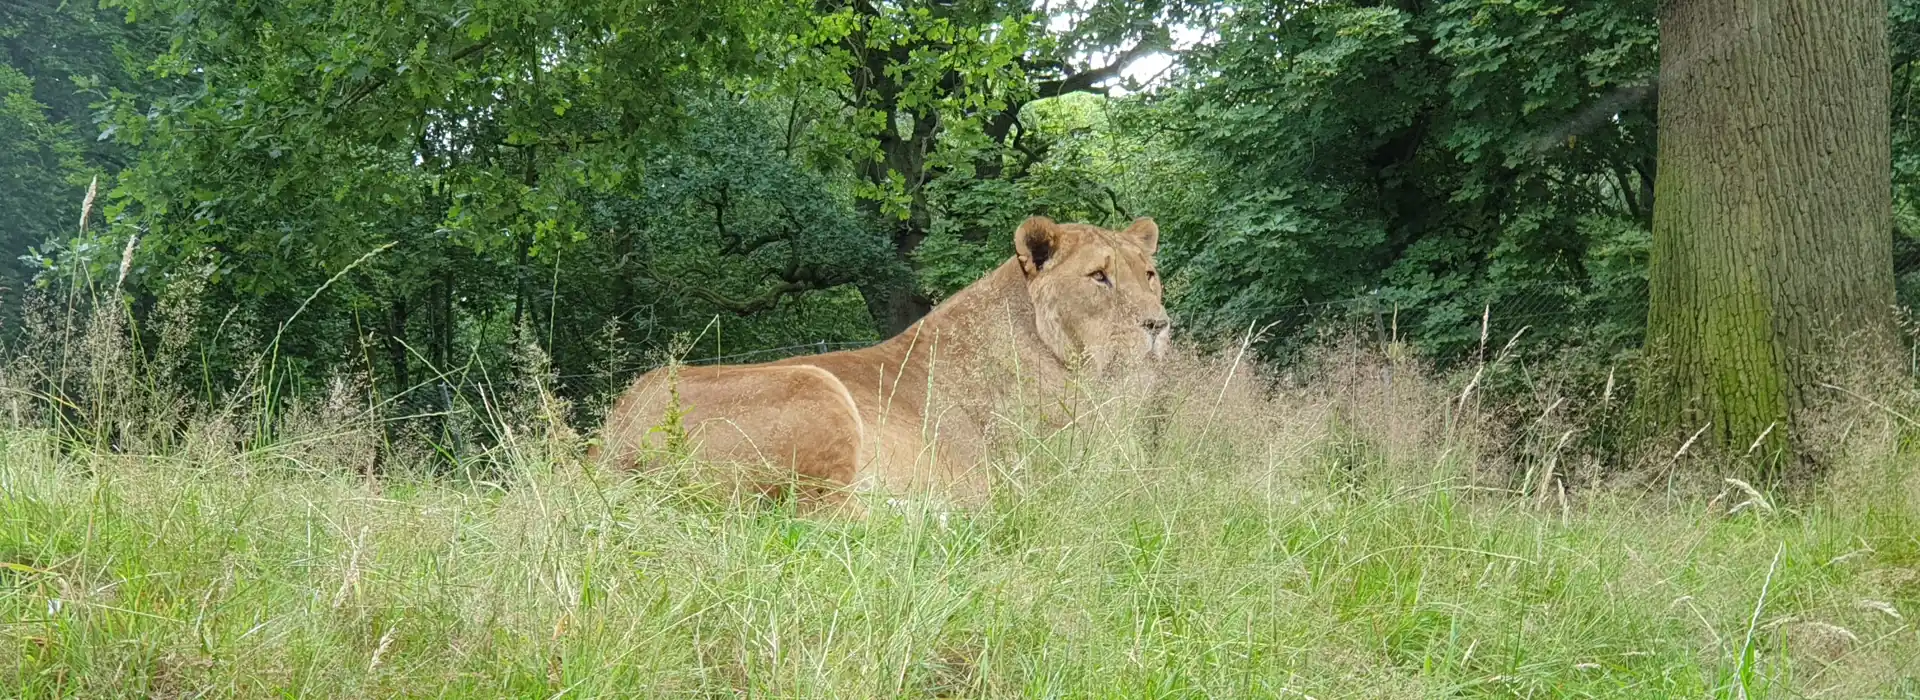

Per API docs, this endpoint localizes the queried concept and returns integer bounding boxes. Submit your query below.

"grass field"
[3,350,1919,698]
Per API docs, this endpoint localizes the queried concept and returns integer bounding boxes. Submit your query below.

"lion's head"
[1013,216,1170,372]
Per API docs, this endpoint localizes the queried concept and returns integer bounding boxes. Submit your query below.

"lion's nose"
[1142,317,1170,333]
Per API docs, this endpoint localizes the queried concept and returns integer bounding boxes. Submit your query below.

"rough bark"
[1641,0,1895,470]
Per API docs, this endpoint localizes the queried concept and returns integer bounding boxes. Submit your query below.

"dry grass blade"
[369,623,399,672]
[1817,382,1920,427]
[235,241,398,395]
[1478,304,1490,357]
[1534,429,1577,506]
[1203,319,1282,436]
[1491,326,1530,366]
[78,175,97,235]
[271,242,397,352]
[1857,600,1903,620]
[1455,365,1484,416]
[1824,543,1873,567]
[1736,545,1785,699]
[1723,478,1773,515]
[332,527,369,610]
[1674,423,1711,460]
[1745,423,1777,456]
[115,234,138,290]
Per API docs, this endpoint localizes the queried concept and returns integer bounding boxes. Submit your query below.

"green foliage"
[3,0,1193,421]
[615,97,899,307]
[1891,0,1920,309]
[0,65,83,296]
[565,95,888,384]
[13,0,852,422]
[1135,0,1659,365]
[916,94,1138,300]
[0,0,1913,440]
[1,0,152,324]
[780,0,1176,329]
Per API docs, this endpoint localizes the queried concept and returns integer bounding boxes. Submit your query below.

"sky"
[1042,11,1212,96]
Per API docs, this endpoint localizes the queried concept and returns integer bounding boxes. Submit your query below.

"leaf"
[1,562,56,576]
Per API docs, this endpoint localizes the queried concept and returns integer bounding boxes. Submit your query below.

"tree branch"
[338,39,494,111]
[677,279,816,316]
[1031,40,1163,98]
[1101,182,1133,220]
[639,249,823,316]
[710,184,738,253]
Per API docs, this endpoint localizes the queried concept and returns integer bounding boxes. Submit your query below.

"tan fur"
[590,216,1169,511]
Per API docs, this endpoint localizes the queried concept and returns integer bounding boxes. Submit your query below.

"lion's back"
[592,363,865,494]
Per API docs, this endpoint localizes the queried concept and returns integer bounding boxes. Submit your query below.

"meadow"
[4,326,1917,699]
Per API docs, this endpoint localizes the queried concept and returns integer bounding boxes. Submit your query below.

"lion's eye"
[1090,270,1111,286]
[1147,270,1158,282]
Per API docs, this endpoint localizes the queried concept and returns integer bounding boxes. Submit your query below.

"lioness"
[590,216,1169,510]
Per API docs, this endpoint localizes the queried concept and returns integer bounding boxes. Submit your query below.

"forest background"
[7,0,1920,462]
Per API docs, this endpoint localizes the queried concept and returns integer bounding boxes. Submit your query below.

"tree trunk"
[1640,0,1895,470]
[386,297,411,393]
[511,233,530,335]
[438,267,454,371]
[858,211,932,335]
[861,278,933,337]
[856,107,939,336]
[513,145,537,337]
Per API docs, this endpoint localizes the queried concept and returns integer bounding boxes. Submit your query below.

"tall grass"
[4,188,1918,695]
[3,296,1918,697]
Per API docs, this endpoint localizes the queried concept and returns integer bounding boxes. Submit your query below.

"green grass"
[4,412,1917,699]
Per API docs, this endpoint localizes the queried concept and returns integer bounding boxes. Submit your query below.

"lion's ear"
[1124,217,1158,253]
[1015,216,1061,276]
